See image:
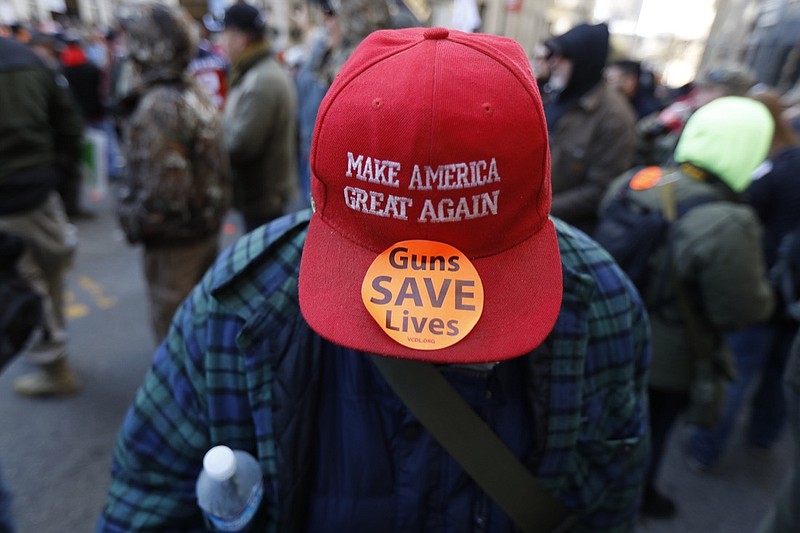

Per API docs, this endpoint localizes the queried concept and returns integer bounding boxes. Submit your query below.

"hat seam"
[425,40,440,242]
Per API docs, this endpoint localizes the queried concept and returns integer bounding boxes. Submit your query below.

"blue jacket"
[746,146,800,268]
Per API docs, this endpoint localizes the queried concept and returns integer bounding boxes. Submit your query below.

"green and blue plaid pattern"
[98,212,650,532]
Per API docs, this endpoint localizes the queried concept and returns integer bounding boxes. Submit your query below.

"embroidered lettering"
[346,151,401,188]
[409,158,500,190]
[417,190,500,223]
[343,186,413,220]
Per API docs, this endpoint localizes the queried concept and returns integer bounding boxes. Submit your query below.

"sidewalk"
[639,416,791,532]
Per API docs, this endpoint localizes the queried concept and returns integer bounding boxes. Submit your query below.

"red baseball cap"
[299,27,562,363]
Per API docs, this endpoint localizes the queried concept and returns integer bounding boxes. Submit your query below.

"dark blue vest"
[263,313,548,532]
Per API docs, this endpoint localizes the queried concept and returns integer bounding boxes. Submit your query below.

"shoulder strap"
[657,183,715,361]
[370,355,576,533]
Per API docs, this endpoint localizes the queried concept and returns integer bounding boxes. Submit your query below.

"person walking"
[59,33,106,220]
[605,59,663,120]
[0,36,84,397]
[757,330,800,533]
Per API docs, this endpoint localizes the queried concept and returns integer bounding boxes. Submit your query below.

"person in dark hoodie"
[544,22,636,234]
[60,35,105,123]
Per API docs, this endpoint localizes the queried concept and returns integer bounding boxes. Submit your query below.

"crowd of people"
[1,0,800,531]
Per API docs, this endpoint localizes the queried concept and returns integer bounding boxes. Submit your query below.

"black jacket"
[0,38,84,214]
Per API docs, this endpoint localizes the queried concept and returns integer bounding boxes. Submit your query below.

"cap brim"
[299,214,562,364]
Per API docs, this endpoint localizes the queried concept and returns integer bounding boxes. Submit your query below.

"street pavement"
[0,194,792,532]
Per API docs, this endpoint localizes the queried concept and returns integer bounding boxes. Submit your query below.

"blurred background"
[2,0,800,91]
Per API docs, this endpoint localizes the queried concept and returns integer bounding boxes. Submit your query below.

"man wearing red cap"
[98,27,650,532]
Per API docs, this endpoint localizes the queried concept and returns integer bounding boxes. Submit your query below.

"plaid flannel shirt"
[97,211,650,532]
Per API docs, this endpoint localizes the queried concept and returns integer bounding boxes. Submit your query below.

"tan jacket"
[549,81,636,233]
[225,46,299,220]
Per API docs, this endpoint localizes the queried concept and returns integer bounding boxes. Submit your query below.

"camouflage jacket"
[117,75,231,247]
[325,0,391,82]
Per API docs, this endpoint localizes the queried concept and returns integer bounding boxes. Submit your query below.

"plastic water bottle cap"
[203,445,237,481]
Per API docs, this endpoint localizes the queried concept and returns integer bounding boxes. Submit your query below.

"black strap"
[370,355,575,533]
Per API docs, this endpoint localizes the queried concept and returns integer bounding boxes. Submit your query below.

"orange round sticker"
[361,240,484,350]
[629,166,663,190]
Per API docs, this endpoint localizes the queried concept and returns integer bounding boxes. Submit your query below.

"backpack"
[593,167,714,300]
[116,81,230,245]
[595,169,730,428]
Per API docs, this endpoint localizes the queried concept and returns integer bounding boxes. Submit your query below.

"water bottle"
[196,445,264,532]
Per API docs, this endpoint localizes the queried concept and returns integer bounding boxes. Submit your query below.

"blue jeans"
[688,321,795,467]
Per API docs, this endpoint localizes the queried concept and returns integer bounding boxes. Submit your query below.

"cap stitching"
[425,40,441,242]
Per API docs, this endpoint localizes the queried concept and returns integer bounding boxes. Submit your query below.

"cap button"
[423,27,449,40]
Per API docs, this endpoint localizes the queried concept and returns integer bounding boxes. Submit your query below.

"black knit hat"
[223,3,266,33]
